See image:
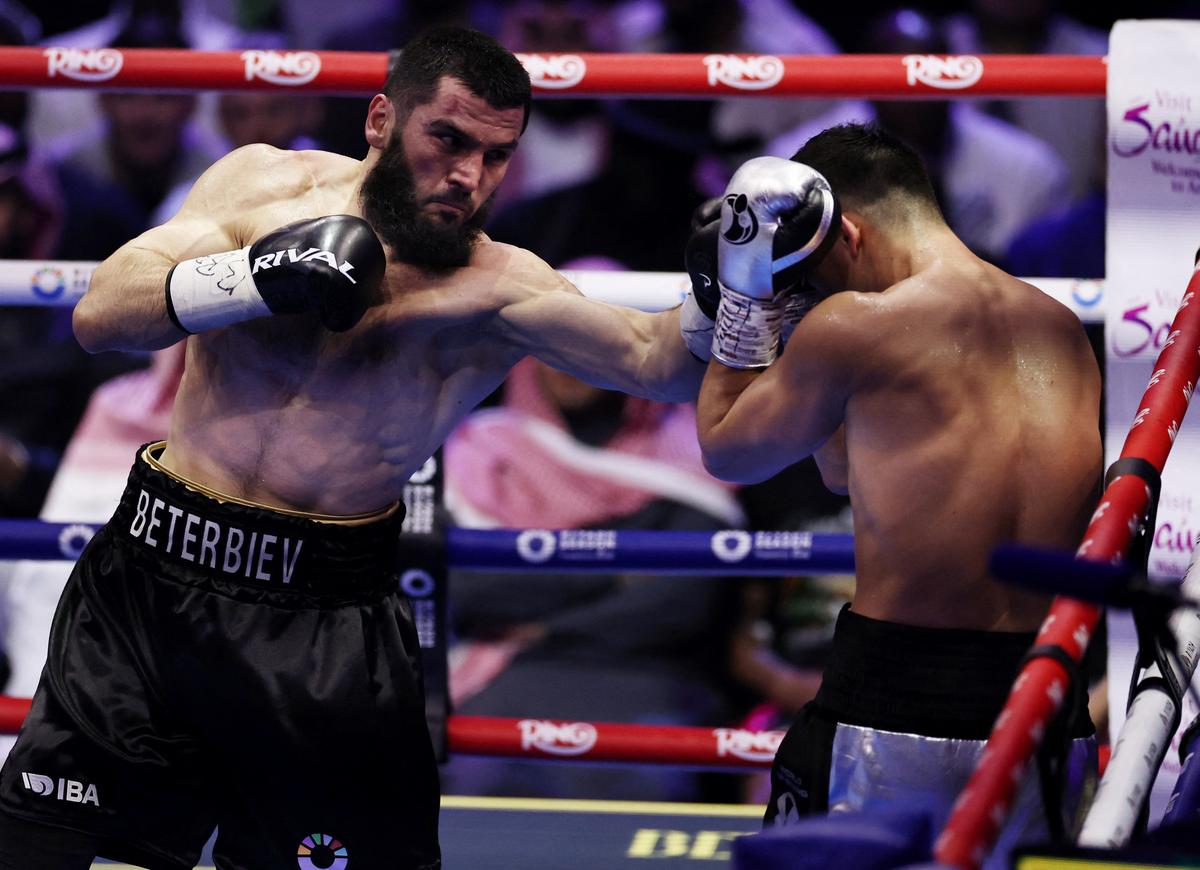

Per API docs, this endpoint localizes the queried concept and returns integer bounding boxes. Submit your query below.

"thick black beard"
[359,135,492,270]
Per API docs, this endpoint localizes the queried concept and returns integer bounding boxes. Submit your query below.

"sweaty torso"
[839,260,1102,631]
[160,149,539,514]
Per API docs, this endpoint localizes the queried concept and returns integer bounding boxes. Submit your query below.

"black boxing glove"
[680,197,723,361]
[166,214,386,334]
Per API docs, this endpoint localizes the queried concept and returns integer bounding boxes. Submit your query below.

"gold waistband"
[141,442,401,526]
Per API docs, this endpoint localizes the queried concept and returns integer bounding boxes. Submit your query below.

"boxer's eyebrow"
[427,120,519,153]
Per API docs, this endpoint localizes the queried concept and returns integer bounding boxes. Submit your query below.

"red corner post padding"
[936,265,1200,870]
[0,695,30,734]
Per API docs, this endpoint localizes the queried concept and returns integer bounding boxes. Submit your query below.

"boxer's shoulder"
[183,145,357,222]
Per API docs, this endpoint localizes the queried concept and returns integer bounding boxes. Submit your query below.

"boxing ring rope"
[0,692,784,770]
[0,258,1107,323]
[0,521,856,575]
[1,47,1106,98]
[935,262,1200,869]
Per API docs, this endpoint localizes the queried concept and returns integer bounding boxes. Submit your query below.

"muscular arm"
[696,299,858,483]
[73,145,280,352]
[493,255,705,402]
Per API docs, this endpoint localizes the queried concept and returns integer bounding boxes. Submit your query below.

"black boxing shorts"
[0,443,440,870]
[766,606,1096,869]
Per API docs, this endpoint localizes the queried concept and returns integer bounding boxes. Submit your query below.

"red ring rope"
[0,696,779,770]
[0,47,1106,97]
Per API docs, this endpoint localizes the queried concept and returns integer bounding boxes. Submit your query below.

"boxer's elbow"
[699,430,767,485]
[72,289,115,353]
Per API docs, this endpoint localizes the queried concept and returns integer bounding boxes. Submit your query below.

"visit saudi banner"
[1105,18,1200,823]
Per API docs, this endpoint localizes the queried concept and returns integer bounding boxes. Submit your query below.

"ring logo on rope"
[31,267,66,300]
[516,529,556,563]
[901,54,983,90]
[57,524,96,559]
[713,728,784,762]
[241,51,321,86]
[43,48,123,82]
[711,530,752,563]
[703,55,784,91]
[517,54,586,90]
[518,719,598,756]
[400,569,435,598]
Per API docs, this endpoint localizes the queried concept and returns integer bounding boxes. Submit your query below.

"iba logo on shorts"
[297,833,348,869]
[21,772,99,806]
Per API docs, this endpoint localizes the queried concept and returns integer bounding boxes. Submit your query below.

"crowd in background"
[0,0,1160,801]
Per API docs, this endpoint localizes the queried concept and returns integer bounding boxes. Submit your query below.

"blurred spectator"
[489,0,619,211]
[944,0,1108,200]
[28,0,239,151]
[0,6,147,519]
[442,339,745,800]
[0,1,149,685]
[315,0,473,158]
[485,105,712,270]
[153,30,324,223]
[47,9,224,226]
[628,0,839,179]
[1006,188,1104,279]
[1006,133,1106,279]
[0,346,181,718]
[769,9,1070,263]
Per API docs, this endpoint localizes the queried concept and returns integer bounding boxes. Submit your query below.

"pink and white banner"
[1104,18,1200,825]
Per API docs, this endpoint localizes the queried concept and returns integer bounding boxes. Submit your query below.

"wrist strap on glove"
[166,246,270,334]
[712,287,786,368]
[680,291,715,362]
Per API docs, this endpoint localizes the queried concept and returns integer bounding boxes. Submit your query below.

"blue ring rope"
[0,520,855,575]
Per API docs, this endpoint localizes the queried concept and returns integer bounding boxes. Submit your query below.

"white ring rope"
[0,260,1105,323]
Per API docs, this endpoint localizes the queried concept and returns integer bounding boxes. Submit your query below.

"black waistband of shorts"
[110,445,405,596]
[814,606,1092,739]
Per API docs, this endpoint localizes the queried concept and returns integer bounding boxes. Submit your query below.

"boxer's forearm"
[74,241,187,353]
[696,362,764,481]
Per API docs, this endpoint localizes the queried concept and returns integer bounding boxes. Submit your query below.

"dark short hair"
[385,26,532,133]
[792,123,942,218]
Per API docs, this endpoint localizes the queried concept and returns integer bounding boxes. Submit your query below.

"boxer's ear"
[364,94,393,151]
[838,214,862,260]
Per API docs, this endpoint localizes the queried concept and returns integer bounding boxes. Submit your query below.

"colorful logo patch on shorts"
[297,833,348,869]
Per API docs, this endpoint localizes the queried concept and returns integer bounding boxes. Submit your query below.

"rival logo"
[703,55,784,91]
[713,728,784,762]
[44,47,123,82]
[517,53,586,90]
[518,719,598,756]
[251,248,357,283]
[21,772,99,806]
[240,50,321,86]
[901,54,984,90]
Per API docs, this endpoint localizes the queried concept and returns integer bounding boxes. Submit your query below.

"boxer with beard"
[359,127,493,269]
[0,26,705,870]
